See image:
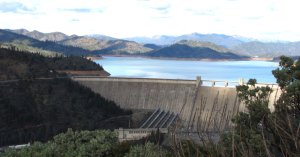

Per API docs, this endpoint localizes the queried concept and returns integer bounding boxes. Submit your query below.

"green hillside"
[0,47,103,80]
[0,48,131,147]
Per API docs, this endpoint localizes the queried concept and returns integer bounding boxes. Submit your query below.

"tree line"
[0,47,103,80]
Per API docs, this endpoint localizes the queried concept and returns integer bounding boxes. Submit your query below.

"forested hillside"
[0,48,131,147]
[0,79,131,146]
[0,48,103,80]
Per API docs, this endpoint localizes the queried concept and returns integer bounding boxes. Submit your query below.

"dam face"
[72,77,280,132]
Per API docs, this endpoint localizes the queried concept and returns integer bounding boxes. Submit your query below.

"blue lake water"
[94,56,279,83]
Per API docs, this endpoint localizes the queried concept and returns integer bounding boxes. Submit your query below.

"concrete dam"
[72,76,281,132]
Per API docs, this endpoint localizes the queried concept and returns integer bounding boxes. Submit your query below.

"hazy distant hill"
[9,29,74,42]
[143,43,163,50]
[176,40,232,53]
[61,37,152,54]
[10,29,152,55]
[86,34,117,41]
[126,33,247,48]
[95,40,153,54]
[10,29,113,52]
[0,29,91,56]
[126,35,177,46]
[146,40,246,59]
[176,33,246,48]
[233,41,300,57]
[60,36,108,51]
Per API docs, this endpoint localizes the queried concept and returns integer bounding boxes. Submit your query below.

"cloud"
[0,2,33,13]
[152,15,171,19]
[244,16,263,20]
[62,8,93,13]
[59,7,105,14]
[61,8,104,13]
[186,9,215,16]
[153,5,170,14]
[70,18,80,22]
[138,0,171,14]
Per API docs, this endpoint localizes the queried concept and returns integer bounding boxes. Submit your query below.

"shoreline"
[90,54,274,62]
[85,56,103,60]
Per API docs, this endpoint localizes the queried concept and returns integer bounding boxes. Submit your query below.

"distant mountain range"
[86,34,116,41]
[2,28,300,59]
[9,29,75,42]
[145,40,247,60]
[232,41,300,58]
[125,33,249,48]
[0,29,90,56]
[2,29,152,55]
[60,36,152,54]
[126,34,300,58]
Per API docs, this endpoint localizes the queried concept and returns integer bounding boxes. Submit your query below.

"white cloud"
[0,0,300,41]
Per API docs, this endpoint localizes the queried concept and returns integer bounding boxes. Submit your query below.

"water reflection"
[95,57,278,83]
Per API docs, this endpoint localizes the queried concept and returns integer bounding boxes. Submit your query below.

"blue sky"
[0,0,299,41]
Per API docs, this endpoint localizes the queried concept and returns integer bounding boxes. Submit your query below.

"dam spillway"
[72,76,281,131]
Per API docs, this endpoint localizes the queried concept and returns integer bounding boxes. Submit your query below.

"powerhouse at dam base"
[72,76,281,141]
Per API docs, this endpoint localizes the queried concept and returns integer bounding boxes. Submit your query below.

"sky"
[0,0,300,41]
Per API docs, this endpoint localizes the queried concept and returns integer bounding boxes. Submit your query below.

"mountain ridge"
[145,40,247,60]
[7,28,300,58]
[0,29,92,56]
[232,41,300,57]
[125,33,249,48]
[8,29,153,55]
[9,29,73,42]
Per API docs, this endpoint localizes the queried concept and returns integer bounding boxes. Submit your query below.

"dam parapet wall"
[72,76,281,131]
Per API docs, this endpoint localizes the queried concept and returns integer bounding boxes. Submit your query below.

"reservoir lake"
[94,56,278,83]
